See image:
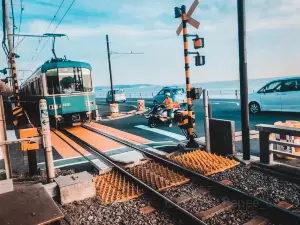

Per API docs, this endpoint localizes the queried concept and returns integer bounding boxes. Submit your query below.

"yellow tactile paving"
[128,161,190,191]
[167,149,240,176]
[95,170,143,205]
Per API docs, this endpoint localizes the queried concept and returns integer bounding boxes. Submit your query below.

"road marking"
[135,125,186,141]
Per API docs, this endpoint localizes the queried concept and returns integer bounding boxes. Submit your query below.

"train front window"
[46,67,92,94]
[58,67,92,94]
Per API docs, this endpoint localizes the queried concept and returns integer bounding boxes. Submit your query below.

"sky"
[1,0,300,86]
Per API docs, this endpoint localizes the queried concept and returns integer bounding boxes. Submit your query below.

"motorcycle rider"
[163,92,173,127]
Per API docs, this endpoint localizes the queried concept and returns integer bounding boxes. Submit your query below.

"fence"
[255,124,300,164]
[96,89,258,99]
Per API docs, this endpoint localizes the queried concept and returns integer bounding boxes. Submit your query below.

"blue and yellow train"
[20,58,96,126]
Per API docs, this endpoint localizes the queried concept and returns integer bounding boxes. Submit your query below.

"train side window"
[31,82,36,95]
[37,78,41,95]
[46,69,59,94]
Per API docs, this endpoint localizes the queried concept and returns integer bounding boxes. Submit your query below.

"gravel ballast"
[60,195,182,225]
[210,165,300,214]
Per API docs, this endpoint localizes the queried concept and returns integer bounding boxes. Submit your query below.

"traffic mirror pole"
[39,99,55,182]
[237,0,250,160]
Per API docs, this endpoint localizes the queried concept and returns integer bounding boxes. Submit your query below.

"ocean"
[95,76,295,99]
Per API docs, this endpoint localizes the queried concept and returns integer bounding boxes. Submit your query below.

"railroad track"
[57,125,300,225]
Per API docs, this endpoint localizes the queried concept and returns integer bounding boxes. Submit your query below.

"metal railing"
[255,124,300,164]
[95,89,258,99]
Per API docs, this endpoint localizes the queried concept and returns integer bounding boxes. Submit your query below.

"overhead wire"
[1,0,9,57]
[35,0,76,60]
[10,0,15,48]
[16,0,24,51]
[23,0,68,79]
[29,0,65,62]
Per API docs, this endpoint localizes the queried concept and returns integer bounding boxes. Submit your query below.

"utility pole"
[3,0,13,89]
[105,35,144,103]
[237,0,250,160]
[3,0,23,126]
[106,34,115,103]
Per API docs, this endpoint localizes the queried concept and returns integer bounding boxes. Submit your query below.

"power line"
[32,0,65,57]
[34,0,76,61]
[10,0,15,48]
[23,0,67,78]
[45,0,65,34]
[16,0,24,50]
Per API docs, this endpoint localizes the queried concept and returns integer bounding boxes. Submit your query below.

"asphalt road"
[97,97,300,136]
[96,97,300,157]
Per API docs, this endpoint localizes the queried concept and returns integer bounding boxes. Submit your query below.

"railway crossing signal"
[174,0,205,148]
[175,0,200,36]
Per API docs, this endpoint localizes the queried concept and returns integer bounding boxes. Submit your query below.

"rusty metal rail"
[82,124,300,225]
[61,128,206,225]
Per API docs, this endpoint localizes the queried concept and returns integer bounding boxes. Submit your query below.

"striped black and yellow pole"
[181,5,198,148]
[10,54,23,126]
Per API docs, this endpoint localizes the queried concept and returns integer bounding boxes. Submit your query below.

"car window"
[264,81,281,93]
[173,88,183,94]
[280,80,300,92]
[157,90,164,95]
[115,90,124,94]
[163,89,170,94]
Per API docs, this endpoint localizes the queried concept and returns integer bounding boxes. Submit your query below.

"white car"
[248,77,300,114]
[106,89,126,103]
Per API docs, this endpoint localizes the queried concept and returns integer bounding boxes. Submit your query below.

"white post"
[0,96,12,178]
[39,99,55,182]
[203,89,211,152]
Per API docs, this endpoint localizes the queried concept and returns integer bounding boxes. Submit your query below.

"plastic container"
[110,103,119,117]
[137,100,145,111]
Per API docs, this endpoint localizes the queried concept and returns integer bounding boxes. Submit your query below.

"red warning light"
[193,37,204,49]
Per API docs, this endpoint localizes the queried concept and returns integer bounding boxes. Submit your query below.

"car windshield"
[172,88,184,94]
[46,67,93,94]
[110,90,124,95]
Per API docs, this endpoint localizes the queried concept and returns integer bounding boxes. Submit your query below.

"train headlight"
[49,104,61,110]
[86,101,94,106]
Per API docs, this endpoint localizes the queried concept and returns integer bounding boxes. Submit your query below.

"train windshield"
[46,67,93,94]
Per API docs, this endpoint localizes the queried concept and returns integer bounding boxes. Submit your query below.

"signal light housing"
[191,87,202,100]
[174,7,182,18]
[193,37,204,49]
[195,54,205,66]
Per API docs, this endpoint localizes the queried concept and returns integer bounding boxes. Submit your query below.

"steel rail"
[61,127,207,225]
[82,124,300,225]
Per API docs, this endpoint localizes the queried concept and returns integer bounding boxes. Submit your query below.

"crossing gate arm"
[0,137,42,146]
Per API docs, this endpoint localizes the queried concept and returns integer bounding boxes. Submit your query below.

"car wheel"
[249,102,260,114]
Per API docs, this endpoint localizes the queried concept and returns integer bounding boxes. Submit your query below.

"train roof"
[20,59,92,87]
[40,60,92,73]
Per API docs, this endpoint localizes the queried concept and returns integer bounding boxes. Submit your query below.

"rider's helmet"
[165,92,170,97]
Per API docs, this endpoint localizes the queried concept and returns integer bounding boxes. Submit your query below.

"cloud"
[23,20,174,40]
